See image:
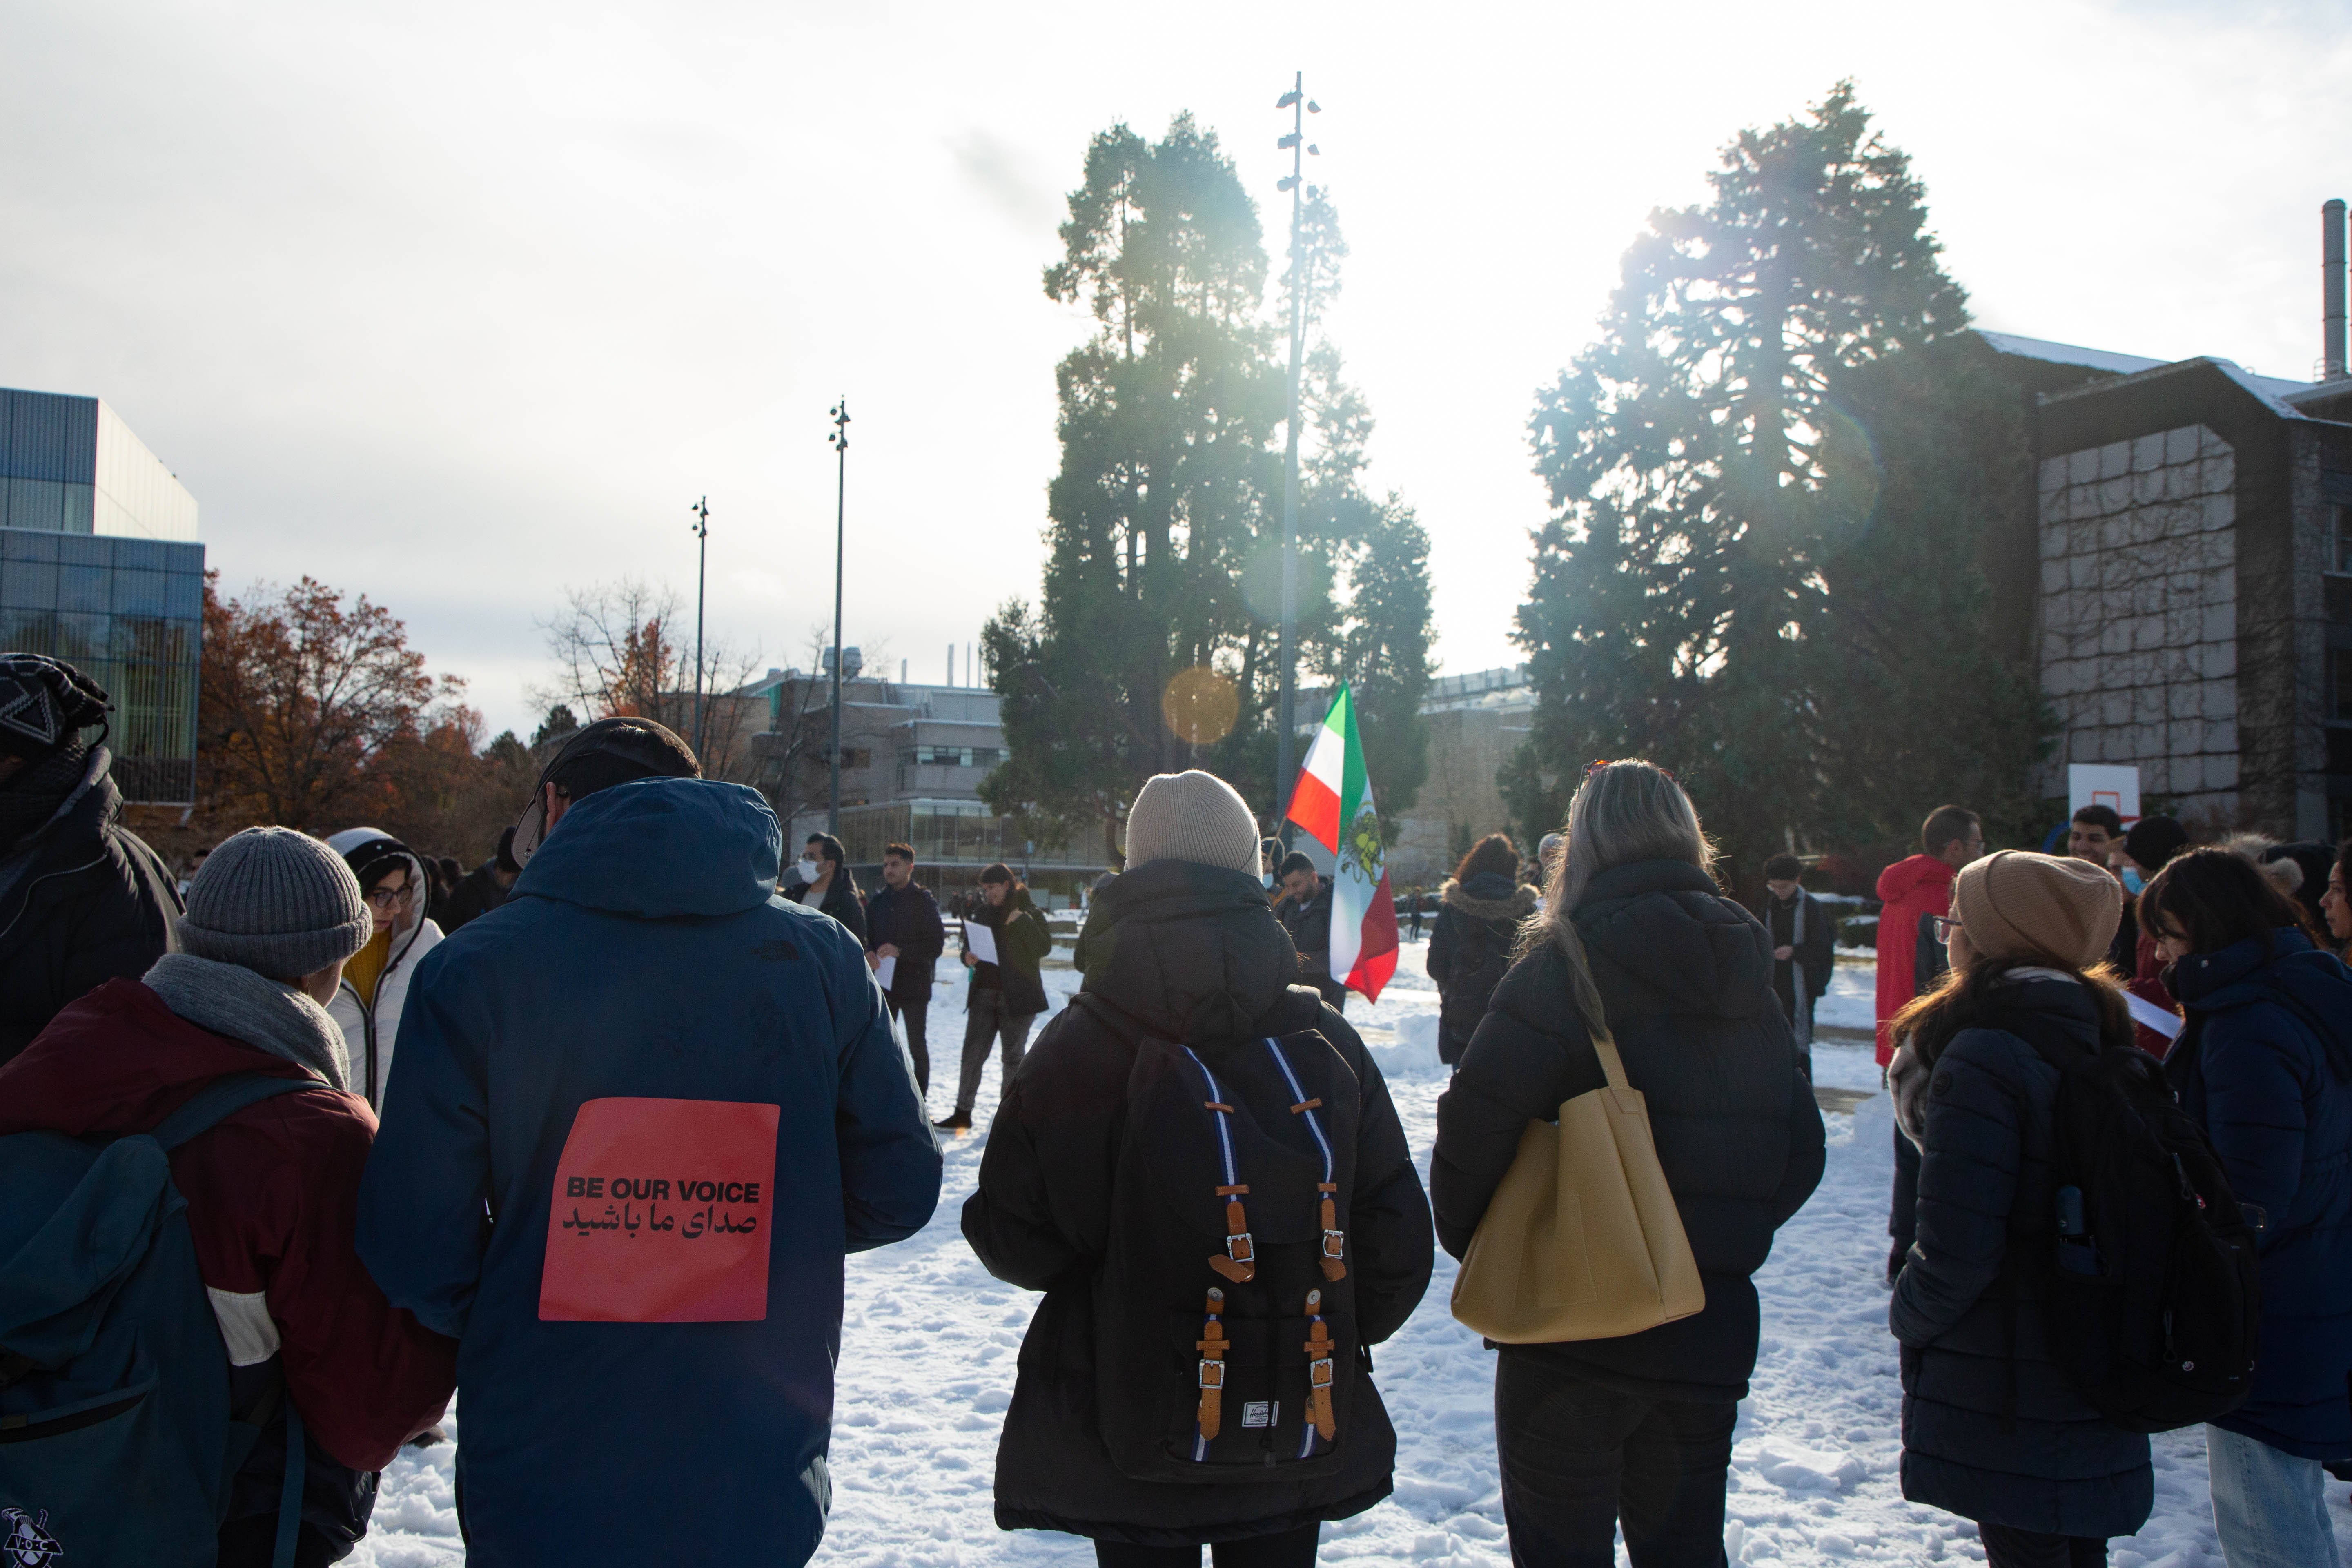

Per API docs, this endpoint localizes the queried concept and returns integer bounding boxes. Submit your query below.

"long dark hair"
[2140,847,2308,956]
[1452,833,1519,885]
[1891,951,2135,1073]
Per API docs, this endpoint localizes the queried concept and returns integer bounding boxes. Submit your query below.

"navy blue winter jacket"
[1889,977,2152,1538]
[355,778,942,1568]
[2167,929,2352,1461]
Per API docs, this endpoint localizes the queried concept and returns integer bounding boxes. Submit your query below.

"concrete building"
[1982,311,2352,838]
[0,389,203,803]
[752,668,1110,906]
[1382,666,1535,889]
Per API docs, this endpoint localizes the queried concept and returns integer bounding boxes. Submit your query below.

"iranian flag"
[1283,684,1399,1003]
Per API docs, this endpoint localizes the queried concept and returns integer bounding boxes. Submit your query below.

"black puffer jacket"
[1425,872,1536,1065]
[1889,977,2154,1537]
[0,746,180,1065]
[964,887,1052,1016]
[1431,858,1825,1401]
[963,858,1433,1546]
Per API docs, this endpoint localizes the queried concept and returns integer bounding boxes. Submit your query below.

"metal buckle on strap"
[1199,1359,1226,1390]
[1321,1229,1345,1259]
[1227,1233,1255,1265]
[1308,1356,1333,1389]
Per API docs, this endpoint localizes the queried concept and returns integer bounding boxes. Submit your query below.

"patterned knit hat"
[179,827,374,979]
[0,653,110,760]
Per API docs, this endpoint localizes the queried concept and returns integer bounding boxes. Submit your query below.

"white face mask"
[797,857,824,883]
[1261,871,1274,889]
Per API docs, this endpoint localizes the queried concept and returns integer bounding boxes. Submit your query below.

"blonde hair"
[1522,760,1718,1045]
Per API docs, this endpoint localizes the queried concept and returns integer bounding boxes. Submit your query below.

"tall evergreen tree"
[1504,82,2048,884]
[985,120,1432,857]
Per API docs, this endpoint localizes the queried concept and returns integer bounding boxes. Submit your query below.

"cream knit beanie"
[1123,771,1262,876]
[1950,849,2122,971]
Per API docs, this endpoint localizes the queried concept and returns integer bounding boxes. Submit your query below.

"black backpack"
[2000,1008,2261,1433]
[1438,916,1513,1066]
[1079,999,1363,1483]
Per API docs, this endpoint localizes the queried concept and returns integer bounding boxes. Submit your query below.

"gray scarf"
[143,952,351,1092]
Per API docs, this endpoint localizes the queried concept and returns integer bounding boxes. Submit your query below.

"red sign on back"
[538,1097,780,1323]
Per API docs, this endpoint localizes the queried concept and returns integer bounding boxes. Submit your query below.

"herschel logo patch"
[539,1097,780,1323]
[0,1508,63,1568]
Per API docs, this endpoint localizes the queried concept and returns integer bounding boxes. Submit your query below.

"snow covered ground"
[352,945,2351,1566]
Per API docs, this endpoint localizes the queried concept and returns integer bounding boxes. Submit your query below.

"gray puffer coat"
[1888,975,2152,1538]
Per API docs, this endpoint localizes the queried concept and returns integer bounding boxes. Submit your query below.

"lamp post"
[688,495,709,756]
[1273,73,1320,840]
[827,400,850,836]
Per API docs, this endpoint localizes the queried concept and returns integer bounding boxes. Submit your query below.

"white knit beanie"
[1123,771,1262,876]
[178,826,374,979]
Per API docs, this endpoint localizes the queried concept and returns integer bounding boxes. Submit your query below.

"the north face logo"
[0,1509,62,1568]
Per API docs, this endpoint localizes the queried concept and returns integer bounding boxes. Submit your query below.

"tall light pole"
[1273,73,1320,839]
[827,400,850,835]
[688,495,709,757]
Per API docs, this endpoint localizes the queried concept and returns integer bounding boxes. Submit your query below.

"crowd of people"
[1,645,2347,1568]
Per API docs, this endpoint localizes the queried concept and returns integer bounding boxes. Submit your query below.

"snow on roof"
[1977,330,2168,378]
[1980,329,2317,414]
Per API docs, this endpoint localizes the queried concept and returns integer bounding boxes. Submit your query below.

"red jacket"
[0,979,455,1472]
[1874,854,1957,1064]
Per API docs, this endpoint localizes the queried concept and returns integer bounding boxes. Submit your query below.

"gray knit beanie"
[179,826,373,979]
[1123,771,1261,876]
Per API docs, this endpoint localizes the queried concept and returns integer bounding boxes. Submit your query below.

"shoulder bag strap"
[149,1073,320,1152]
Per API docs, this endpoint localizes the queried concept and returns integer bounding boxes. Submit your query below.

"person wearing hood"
[1432,761,1825,1566]
[323,827,445,1108]
[1875,805,1984,1282]
[964,770,1433,1564]
[355,717,940,1568]
[1425,833,1537,1069]
[785,830,868,944]
[2138,849,2352,1568]
[1885,851,2151,1564]
[0,653,181,1065]
[435,828,520,934]
[0,825,457,1565]
[938,860,1051,1134]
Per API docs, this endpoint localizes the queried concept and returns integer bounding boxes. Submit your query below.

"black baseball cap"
[512,716,700,864]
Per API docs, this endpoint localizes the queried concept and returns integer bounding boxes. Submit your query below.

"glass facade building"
[0,389,203,803]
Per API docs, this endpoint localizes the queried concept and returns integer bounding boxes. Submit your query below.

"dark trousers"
[1889,1121,1921,1276]
[886,995,930,1096]
[1094,1522,1320,1568]
[1978,1522,2107,1567]
[1494,1353,1737,1567]
[955,989,1037,1117]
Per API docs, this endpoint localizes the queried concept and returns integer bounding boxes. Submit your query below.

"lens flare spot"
[1162,667,1240,746]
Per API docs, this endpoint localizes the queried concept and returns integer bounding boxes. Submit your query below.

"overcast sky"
[3,0,2348,739]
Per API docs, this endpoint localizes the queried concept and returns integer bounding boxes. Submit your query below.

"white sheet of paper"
[2124,990,2184,1041]
[964,921,999,966]
[875,955,897,989]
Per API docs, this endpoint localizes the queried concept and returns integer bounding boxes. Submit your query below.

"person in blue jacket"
[356,717,942,1568]
[2139,848,2352,1568]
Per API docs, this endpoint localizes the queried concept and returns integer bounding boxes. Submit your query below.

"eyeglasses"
[1932,915,1962,944]
[363,884,408,909]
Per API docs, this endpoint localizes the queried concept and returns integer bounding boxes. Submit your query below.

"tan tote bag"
[1450,1028,1705,1343]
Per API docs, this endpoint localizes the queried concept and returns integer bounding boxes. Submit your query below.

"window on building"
[2333,647,2352,722]
[2330,507,2352,625]
[904,744,1002,769]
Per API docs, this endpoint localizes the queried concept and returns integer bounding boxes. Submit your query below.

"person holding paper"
[864,842,947,1100]
[939,862,1051,1133]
